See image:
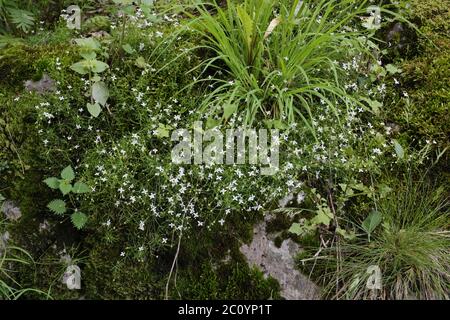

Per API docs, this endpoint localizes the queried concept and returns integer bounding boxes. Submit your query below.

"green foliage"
[187,0,380,126]
[44,166,90,229]
[0,0,35,34]
[317,177,449,299]
[361,210,382,241]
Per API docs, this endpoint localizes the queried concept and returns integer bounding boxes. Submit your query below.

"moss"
[176,261,281,300]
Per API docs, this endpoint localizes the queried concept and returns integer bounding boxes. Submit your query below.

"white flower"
[139,220,145,231]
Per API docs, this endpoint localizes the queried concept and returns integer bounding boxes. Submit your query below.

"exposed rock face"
[240,215,320,300]
[24,74,56,94]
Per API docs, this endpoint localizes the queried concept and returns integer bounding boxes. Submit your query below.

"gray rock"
[1,200,22,221]
[24,74,56,94]
[240,215,320,300]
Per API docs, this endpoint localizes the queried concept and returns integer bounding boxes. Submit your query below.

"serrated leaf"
[59,181,72,195]
[44,177,60,189]
[61,166,75,181]
[47,199,67,215]
[71,211,88,229]
[393,139,404,159]
[73,182,90,194]
[362,210,382,240]
[288,223,302,235]
[92,81,109,106]
[87,102,102,117]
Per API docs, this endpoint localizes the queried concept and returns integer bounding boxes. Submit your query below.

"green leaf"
[288,223,302,235]
[44,177,60,189]
[135,56,147,69]
[223,103,238,119]
[71,211,88,230]
[393,139,405,159]
[122,43,135,54]
[61,166,75,181]
[156,123,171,138]
[92,81,109,106]
[87,102,102,117]
[90,59,109,73]
[80,51,96,60]
[0,193,5,203]
[8,9,35,32]
[70,61,89,75]
[336,227,356,240]
[75,38,101,52]
[385,64,402,75]
[59,181,72,195]
[313,207,333,226]
[362,210,382,240]
[206,117,220,129]
[73,182,90,194]
[47,199,67,215]
[236,5,254,50]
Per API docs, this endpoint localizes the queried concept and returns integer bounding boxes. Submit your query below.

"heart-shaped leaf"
[61,166,75,181]
[73,182,90,194]
[87,102,102,117]
[71,211,88,230]
[92,81,109,106]
[47,199,67,215]
[44,177,60,189]
[362,210,382,241]
[59,181,72,195]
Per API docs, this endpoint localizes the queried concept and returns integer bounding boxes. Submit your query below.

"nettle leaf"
[87,102,102,117]
[92,81,109,106]
[288,223,302,236]
[393,139,405,159]
[61,166,75,181]
[47,199,67,215]
[362,210,382,240]
[73,182,90,194]
[223,103,238,119]
[59,181,72,195]
[71,211,88,230]
[44,177,60,189]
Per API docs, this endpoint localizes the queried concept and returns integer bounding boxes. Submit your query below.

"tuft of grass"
[186,0,375,127]
[324,177,450,299]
